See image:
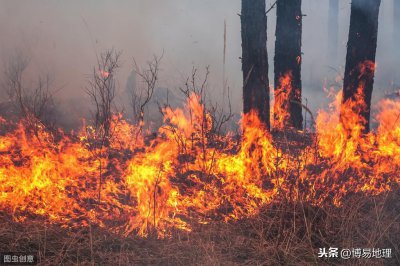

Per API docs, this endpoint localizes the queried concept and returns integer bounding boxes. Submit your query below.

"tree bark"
[328,0,339,64]
[341,0,381,133]
[241,0,270,130]
[274,0,303,130]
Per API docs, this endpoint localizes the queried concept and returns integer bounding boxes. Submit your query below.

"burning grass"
[0,89,399,264]
[0,191,398,265]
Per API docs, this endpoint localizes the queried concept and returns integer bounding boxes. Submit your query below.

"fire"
[0,90,399,237]
[273,72,293,129]
[100,70,110,78]
[358,60,376,79]
[316,86,400,203]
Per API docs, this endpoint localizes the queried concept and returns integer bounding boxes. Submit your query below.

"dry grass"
[0,190,398,266]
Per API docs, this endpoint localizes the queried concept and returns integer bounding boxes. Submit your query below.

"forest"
[0,0,399,265]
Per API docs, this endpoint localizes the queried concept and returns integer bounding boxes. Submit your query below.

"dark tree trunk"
[328,0,339,64]
[241,0,270,130]
[274,0,303,130]
[341,0,381,133]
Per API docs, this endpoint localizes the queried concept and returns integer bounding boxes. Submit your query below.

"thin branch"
[266,1,277,14]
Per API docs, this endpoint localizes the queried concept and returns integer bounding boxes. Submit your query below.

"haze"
[0,0,398,121]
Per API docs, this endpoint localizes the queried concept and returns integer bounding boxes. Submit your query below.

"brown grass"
[0,190,398,266]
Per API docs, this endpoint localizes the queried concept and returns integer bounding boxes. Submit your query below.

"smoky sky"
[0,0,398,116]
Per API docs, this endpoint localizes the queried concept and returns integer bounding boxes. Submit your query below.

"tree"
[341,0,381,133]
[241,0,270,130]
[130,54,162,126]
[86,49,121,141]
[328,0,339,64]
[274,0,303,130]
[85,49,121,203]
[3,53,56,131]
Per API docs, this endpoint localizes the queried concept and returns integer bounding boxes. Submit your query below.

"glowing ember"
[100,70,110,78]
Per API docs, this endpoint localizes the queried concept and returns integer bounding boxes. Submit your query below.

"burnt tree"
[274,0,303,130]
[241,0,270,130]
[341,0,381,132]
[328,0,339,64]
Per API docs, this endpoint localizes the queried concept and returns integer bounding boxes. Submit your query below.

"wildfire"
[0,90,399,237]
[273,72,293,129]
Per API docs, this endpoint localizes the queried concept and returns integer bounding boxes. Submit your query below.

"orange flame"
[274,72,293,129]
[0,90,399,237]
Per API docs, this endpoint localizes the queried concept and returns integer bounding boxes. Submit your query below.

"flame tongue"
[0,91,399,237]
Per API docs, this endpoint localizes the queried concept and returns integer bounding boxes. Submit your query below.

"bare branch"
[85,49,121,141]
[2,53,56,131]
[130,53,164,126]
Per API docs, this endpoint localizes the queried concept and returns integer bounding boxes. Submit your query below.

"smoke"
[0,0,398,127]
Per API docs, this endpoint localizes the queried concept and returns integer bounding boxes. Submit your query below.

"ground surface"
[0,191,399,266]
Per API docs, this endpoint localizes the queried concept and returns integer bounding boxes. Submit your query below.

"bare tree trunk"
[274,0,303,130]
[241,0,270,130]
[328,0,339,64]
[341,0,381,133]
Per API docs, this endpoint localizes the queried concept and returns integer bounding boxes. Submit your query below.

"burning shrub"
[0,88,399,238]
